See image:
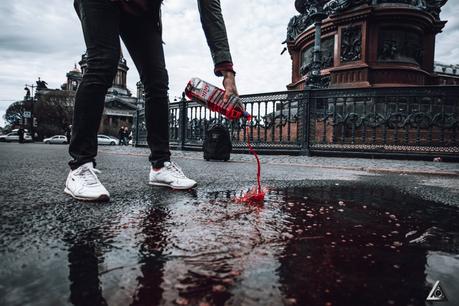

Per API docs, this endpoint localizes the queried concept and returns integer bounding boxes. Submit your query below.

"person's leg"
[119,9,171,168]
[118,8,196,190]
[69,0,121,170]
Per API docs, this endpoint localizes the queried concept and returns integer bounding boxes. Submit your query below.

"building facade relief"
[285,0,452,89]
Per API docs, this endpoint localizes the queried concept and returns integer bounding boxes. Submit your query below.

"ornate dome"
[67,63,81,77]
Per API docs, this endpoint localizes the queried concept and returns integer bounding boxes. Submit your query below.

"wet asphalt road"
[1,143,459,306]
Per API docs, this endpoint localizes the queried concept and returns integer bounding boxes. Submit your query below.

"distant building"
[434,62,459,85]
[62,51,140,136]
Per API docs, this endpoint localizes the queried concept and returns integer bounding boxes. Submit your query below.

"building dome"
[64,64,82,91]
[71,63,80,73]
[79,50,130,96]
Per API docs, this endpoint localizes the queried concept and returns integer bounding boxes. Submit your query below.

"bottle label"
[201,82,211,100]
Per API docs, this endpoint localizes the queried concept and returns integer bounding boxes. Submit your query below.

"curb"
[367,168,459,177]
[99,149,459,178]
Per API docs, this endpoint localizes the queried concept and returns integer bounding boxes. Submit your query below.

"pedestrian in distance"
[18,126,25,144]
[118,126,125,145]
[123,126,129,146]
[128,130,133,146]
[66,125,72,144]
[65,0,238,201]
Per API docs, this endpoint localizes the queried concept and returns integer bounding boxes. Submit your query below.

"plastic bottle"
[185,77,250,121]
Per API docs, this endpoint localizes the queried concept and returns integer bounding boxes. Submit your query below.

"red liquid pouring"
[237,116,265,204]
[184,78,264,203]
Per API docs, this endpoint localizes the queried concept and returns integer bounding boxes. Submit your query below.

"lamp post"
[305,0,328,88]
[24,83,36,141]
[135,97,140,147]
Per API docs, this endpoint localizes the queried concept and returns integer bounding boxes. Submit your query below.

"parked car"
[97,134,119,145]
[43,135,68,144]
[0,131,32,142]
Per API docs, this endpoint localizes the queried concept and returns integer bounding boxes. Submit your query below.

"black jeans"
[69,0,170,170]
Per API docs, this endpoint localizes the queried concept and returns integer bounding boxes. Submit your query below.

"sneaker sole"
[148,181,197,190]
[64,187,110,202]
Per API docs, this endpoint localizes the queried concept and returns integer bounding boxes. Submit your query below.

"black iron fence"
[134,86,459,159]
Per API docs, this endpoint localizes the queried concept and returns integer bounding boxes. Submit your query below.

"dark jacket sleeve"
[197,0,233,67]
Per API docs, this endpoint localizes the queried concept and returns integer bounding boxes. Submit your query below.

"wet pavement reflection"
[1,183,459,306]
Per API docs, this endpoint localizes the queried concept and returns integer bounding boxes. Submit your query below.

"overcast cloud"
[0,0,458,127]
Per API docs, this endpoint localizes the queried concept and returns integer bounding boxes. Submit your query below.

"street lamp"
[24,83,37,141]
[134,91,146,147]
[135,97,140,147]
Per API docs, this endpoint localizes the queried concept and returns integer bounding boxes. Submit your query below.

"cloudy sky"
[0,0,458,127]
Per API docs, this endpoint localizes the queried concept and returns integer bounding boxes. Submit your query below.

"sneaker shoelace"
[77,166,101,186]
[166,162,187,178]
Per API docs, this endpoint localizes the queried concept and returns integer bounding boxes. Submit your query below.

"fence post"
[298,87,311,156]
[177,92,187,150]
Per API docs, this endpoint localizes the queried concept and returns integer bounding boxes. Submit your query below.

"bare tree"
[4,100,27,126]
[34,90,75,138]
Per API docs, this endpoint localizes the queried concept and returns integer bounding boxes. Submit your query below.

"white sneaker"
[64,162,110,201]
[149,161,197,190]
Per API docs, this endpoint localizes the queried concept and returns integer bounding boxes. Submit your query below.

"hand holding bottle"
[221,70,239,103]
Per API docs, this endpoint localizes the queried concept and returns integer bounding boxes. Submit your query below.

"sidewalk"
[101,146,459,177]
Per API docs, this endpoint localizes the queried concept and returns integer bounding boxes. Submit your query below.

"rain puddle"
[1,183,458,306]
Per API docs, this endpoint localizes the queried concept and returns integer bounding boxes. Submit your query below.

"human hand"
[222,71,239,103]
